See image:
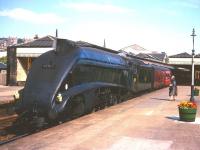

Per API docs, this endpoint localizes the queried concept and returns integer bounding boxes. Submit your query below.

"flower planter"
[194,89,199,96]
[179,108,197,122]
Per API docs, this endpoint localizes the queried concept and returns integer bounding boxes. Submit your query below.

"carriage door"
[131,64,138,92]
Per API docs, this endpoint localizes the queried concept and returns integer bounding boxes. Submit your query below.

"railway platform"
[0,85,23,105]
[1,86,200,150]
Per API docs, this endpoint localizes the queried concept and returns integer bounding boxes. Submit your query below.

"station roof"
[120,44,151,54]
[10,35,55,48]
[136,52,166,62]
[8,36,55,57]
[150,53,166,61]
[169,52,192,58]
[169,52,200,58]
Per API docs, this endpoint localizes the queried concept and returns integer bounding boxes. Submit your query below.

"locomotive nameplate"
[42,63,55,69]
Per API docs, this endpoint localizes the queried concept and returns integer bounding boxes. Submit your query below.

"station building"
[121,44,168,63]
[7,36,55,85]
[168,52,200,85]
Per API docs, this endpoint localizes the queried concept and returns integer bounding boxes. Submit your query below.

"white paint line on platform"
[109,136,173,150]
[145,110,154,116]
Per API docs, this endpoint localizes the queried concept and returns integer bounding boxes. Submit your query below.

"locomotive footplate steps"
[1,86,200,150]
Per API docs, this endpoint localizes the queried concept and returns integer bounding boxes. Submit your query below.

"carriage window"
[132,65,137,74]
[146,70,151,83]
[138,68,152,83]
[139,68,144,83]
[68,64,127,86]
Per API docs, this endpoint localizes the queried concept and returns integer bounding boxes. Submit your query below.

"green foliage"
[0,56,7,64]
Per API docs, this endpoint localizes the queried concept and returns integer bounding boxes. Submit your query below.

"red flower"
[178,101,197,109]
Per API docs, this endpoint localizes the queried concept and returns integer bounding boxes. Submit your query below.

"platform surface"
[0,85,23,105]
[1,86,200,150]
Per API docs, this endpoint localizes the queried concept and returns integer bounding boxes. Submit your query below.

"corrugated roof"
[121,44,151,54]
[136,53,151,59]
[150,53,166,61]
[136,52,166,62]
[10,35,55,48]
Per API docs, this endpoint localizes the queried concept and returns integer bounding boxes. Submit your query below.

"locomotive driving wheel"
[70,96,85,119]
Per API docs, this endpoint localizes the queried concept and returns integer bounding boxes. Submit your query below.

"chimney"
[56,29,58,38]
[103,39,106,48]
[34,34,39,39]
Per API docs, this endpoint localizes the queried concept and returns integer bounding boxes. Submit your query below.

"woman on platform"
[169,75,177,101]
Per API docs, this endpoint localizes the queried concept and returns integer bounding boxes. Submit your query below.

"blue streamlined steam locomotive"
[14,38,171,125]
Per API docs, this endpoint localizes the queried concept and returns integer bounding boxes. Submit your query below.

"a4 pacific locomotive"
[14,38,171,125]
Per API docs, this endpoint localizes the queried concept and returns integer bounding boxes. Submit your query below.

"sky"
[0,0,200,55]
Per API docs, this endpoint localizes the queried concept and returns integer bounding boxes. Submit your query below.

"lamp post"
[190,28,196,101]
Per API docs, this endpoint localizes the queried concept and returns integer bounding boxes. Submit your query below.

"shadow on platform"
[151,98,172,101]
[166,116,180,121]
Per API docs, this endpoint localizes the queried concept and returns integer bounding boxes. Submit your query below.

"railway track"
[0,89,154,146]
[0,99,29,145]
[0,116,36,146]
[0,114,17,129]
[0,133,30,146]
[0,102,29,145]
[0,113,62,146]
[0,114,18,144]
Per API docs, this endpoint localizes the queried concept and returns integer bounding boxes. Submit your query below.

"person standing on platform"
[169,75,177,101]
